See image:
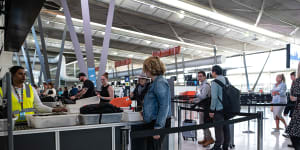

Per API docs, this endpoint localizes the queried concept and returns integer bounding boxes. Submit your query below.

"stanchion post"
[177,106,181,150]
[257,111,263,150]
[243,105,255,133]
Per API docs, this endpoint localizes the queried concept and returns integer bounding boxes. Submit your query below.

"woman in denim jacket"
[142,56,171,150]
[271,74,287,132]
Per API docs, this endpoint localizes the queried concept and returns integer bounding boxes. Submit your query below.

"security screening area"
[0,0,300,150]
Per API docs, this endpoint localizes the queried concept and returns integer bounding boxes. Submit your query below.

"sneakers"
[203,139,215,147]
[271,129,280,134]
[198,139,206,144]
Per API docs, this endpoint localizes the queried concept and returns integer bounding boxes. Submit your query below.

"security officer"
[0,66,66,122]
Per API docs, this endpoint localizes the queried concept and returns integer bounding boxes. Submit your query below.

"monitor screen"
[287,44,300,68]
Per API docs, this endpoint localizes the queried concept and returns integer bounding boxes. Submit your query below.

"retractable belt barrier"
[130,107,261,138]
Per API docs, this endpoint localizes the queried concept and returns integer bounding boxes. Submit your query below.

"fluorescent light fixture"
[113,52,118,55]
[205,22,209,25]
[128,54,134,58]
[145,40,151,44]
[226,28,231,32]
[157,0,286,39]
[150,5,155,8]
[178,13,185,19]
[101,32,105,35]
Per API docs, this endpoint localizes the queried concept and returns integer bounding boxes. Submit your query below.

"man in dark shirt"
[70,72,95,100]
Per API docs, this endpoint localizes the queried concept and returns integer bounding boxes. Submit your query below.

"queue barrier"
[131,106,264,150]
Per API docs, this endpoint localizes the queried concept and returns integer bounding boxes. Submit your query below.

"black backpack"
[214,77,241,119]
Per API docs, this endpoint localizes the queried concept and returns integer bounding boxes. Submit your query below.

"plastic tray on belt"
[26,113,79,129]
[66,96,100,114]
[121,112,143,122]
[0,117,17,131]
[79,114,100,125]
[101,113,123,124]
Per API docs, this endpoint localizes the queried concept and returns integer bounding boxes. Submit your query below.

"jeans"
[213,111,230,148]
[291,136,300,150]
[132,118,171,150]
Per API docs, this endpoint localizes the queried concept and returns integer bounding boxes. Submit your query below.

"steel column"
[243,49,250,91]
[55,25,67,90]
[257,111,263,150]
[32,49,37,70]
[214,46,217,64]
[60,0,87,74]
[5,73,14,150]
[252,51,271,91]
[31,26,48,82]
[37,15,51,82]
[177,106,182,150]
[81,0,97,86]
[21,46,35,85]
[97,0,116,90]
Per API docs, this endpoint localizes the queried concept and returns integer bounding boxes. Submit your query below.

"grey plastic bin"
[100,113,122,124]
[79,114,100,125]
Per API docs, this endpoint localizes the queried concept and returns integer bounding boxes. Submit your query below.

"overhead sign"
[115,58,132,68]
[152,46,181,58]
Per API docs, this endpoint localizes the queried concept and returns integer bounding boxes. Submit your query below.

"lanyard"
[14,86,26,120]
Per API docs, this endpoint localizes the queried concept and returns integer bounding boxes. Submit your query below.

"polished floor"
[178,106,293,150]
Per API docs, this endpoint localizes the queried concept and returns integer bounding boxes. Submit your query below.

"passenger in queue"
[130,74,150,111]
[70,72,95,100]
[97,72,114,103]
[142,56,171,150]
[190,71,214,147]
[0,66,67,122]
[271,74,287,133]
[41,82,48,96]
[46,82,56,98]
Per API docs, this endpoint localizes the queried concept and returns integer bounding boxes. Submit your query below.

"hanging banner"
[115,58,132,68]
[152,46,181,57]
[88,68,97,87]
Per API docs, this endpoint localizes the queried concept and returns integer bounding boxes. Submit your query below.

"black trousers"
[291,136,300,150]
[213,111,230,149]
[132,118,171,150]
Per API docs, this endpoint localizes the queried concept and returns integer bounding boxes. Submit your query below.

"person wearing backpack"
[209,65,230,150]
[190,71,214,147]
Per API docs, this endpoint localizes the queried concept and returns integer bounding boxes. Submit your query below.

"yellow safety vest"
[0,84,35,122]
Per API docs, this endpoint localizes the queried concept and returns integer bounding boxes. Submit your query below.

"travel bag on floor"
[182,119,197,141]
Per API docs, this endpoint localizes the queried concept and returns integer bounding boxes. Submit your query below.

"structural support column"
[32,49,37,70]
[60,0,87,75]
[14,52,20,66]
[21,45,35,85]
[55,25,67,90]
[243,44,250,91]
[252,51,271,91]
[37,15,51,82]
[97,0,116,90]
[213,46,217,64]
[81,0,96,86]
[31,26,48,82]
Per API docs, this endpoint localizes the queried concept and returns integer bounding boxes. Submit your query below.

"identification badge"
[19,112,26,121]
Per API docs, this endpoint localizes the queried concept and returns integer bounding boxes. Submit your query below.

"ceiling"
[15,0,300,74]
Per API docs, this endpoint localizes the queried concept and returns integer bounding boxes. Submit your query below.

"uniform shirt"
[0,84,52,113]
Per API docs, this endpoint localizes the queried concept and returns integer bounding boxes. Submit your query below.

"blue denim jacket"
[143,75,171,129]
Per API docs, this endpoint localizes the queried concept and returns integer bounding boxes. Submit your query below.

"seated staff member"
[130,74,150,111]
[0,66,66,122]
[97,72,114,102]
[142,56,171,150]
[70,72,95,100]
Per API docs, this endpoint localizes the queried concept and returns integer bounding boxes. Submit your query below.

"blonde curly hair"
[143,56,166,76]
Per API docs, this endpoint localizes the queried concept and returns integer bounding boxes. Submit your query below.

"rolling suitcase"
[229,124,235,149]
[182,119,197,141]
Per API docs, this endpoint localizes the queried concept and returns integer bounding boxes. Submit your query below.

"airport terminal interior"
[0,0,299,150]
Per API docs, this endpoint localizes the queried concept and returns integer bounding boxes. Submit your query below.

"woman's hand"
[153,135,160,140]
[290,96,297,101]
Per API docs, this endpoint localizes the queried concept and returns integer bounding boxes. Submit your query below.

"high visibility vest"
[0,84,35,122]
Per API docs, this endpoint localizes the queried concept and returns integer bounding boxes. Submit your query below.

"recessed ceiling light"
[113,52,118,55]
[205,22,210,25]
[244,32,250,37]
[226,28,231,32]
[164,44,170,47]
[260,37,266,41]
[101,32,105,35]
[128,54,134,58]
[145,40,151,44]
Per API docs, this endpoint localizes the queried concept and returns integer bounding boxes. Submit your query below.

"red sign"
[115,58,132,68]
[152,46,181,58]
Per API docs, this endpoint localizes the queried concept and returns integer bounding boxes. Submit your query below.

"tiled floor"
[177,106,293,150]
